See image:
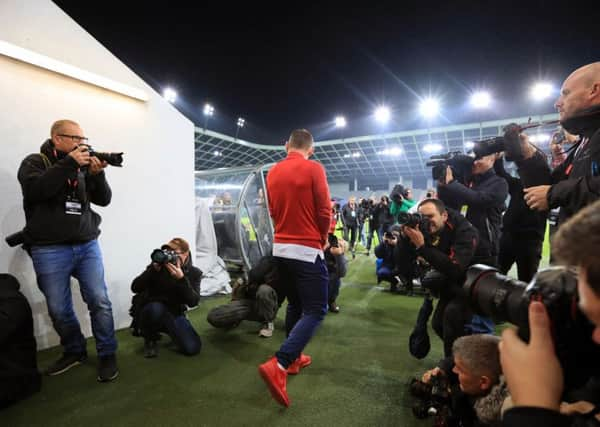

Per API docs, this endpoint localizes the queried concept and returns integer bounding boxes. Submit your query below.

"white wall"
[0,0,196,349]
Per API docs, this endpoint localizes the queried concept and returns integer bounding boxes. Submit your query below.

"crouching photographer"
[207,255,284,337]
[130,238,202,358]
[412,334,509,427]
[482,199,600,427]
[395,198,479,360]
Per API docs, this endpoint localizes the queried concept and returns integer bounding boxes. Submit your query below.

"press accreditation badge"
[351,210,356,217]
[65,196,82,215]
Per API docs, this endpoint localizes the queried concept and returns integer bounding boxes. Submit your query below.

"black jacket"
[131,258,201,317]
[17,140,112,245]
[516,111,600,228]
[438,168,508,261]
[393,209,479,291]
[374,241,396,268]
[0,274,41,408]
[374,202,394,231]
[495,159,547,240]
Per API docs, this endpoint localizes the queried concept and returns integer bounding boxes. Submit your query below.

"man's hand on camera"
[402,226,425,249]
[68,145,91,166]
[88,156,108,175]
[523,185,551,211]
[164,259,184,280]
[499,301,563,411]
[422,367,444,384]
[560,400,595,416]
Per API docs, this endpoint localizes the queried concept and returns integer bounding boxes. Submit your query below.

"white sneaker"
[258,322,274,338]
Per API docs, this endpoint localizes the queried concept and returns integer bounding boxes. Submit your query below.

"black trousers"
[343,225,358,250]
[431,296,472,358]
[498,231,543,283]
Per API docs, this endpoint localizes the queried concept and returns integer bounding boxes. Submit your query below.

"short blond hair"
[288,129,314,150]
[50,120,80,138]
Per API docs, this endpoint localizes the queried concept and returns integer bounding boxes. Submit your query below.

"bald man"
[511,62,600,228]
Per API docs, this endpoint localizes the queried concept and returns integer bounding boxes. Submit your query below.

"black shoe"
[44,352,87,376]
[144,339,158,358]
[97,354,119,382]
[328,301,340,313]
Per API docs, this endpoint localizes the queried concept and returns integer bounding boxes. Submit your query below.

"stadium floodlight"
[335,116,347,128]
[352,152,361,158]
[470,91,491,109]
[530,82,554,101]
[378,147,403,156]
[419,97,440,119]
[423,143,443,153]
[163,88,177,103]
[464,141,475,149]
[203,103,215,116]
[237,117,245,128]
[374,106,391,124]
[213,150,222,157]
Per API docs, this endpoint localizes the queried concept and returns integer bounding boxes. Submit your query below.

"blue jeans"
[31,240,117,357]
[140,302,201,356]
[376,265,394,284]
[275,256,328,368]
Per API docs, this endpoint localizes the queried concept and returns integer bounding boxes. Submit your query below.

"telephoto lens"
[150,248,179,265]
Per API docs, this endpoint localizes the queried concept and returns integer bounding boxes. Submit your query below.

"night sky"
[54,1,600,144]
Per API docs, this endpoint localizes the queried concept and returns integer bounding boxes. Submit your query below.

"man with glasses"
[131,238,202,358]
[17,119,118,382]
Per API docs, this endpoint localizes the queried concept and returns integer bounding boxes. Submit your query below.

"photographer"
[364,197,378,256]
[437,153,508,267]
[17,119,118,382]
[131,238,202,358]
[341,196,359,256]
[390,185,417,223]
[500,199,600,426]
[418,334,509,427]
[512,62,600,228]
[494,156,547,282]
[325,234,348,313]
[207,255,283,337]
[373,195,394,244]
[374,228,401,293]
[396,198,479,359]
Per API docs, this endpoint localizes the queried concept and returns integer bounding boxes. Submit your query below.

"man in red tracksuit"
[258,129,331,407]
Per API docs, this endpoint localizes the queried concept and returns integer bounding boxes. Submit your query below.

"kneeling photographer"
[491,199,600,426]
[130,238,202,358]
[413,334,509,427]
[395,198,479,361]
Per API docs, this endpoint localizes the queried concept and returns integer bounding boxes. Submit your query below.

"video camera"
[464,265,600,390]
[471,119,559,160]
[426,152,474,184]
[150,248,180,265]
[409,374,453,426]
[79,144,124,167]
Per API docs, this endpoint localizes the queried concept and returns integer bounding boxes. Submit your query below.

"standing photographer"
[396,198,479,360]
[17,119,118,382]
[495,156,547,282]
[341,196,359,256]
[437,153,508,267]
[500,199,600,426]
[373,195,394,244]
[131,238,201,358]
[512,62,600,229]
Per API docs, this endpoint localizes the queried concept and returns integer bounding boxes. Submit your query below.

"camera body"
[410,374,453,425]
[80,144,124,167]
[327,233,339,248]
[464,265,600,390]
[390,184,407,204]
[151,248,180,265]
[426,152,474,184]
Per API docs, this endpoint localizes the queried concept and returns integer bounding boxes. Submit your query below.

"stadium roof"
[195,113,559,182]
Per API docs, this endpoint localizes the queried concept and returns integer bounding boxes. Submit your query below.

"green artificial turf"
[3,255,440,427]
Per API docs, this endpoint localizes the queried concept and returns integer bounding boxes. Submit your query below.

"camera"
[390,184,406,204]
[397,212,424,228]
[79,144,124,167]
[151,248,180,265]
[464,264,600,390]
[426,152,474,184]
[327,233,339,248]
[5,230,25,247]
[409,374,453,426]
[472,136,506,159]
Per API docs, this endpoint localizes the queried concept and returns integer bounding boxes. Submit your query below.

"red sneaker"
[258,357,290,407]
[287,353,312,375]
